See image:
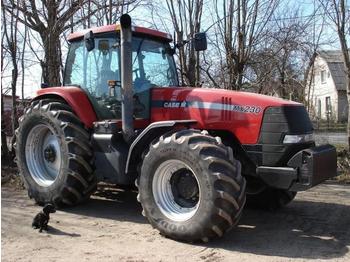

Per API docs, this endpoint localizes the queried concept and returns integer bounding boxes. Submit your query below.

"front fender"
[125,120,196,174]
[35,86,97,128]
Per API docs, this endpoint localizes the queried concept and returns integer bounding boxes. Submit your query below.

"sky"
[1,0,346,99]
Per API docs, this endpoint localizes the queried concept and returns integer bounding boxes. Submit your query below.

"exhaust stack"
[120,14,134,142]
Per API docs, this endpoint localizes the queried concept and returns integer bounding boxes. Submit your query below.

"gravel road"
[314,132,347,146]
[2,182,350,262]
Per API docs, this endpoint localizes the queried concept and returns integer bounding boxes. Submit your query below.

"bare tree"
[1,2,21,163]
[1,17,10,164]
[3,0,104,86]
[211,0,279,90]
[304,20,325,113]
[318,0,350,149]
[2,2,20,138]
[266,10,316,101]
[81,0,143,27]
[165,0,204,86]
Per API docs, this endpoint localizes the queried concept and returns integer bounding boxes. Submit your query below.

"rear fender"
[34,86,97,128]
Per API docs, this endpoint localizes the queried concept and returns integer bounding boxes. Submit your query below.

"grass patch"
[334,145,350,184]
[1,166,24,190]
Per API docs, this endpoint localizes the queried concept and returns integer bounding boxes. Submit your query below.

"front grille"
[244,106,314,166]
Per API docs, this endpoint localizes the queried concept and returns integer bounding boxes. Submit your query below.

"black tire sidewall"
[17,109,70,202]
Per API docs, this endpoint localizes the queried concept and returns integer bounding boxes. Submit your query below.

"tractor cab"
[64,26,178,120]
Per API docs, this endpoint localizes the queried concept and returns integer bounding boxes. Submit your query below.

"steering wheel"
[133,68,140,78]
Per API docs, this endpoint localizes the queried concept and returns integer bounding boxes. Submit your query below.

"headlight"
[283,133,314,144]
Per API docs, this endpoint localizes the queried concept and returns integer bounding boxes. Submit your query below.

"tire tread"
[15,99,96,207]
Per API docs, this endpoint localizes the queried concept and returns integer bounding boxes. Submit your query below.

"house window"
[318,99,321,118]
[326,96,331,112]
[321,70,326,83]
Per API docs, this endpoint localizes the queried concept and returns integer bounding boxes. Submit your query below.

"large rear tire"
[138,129,246,242]
[15,99,96,207]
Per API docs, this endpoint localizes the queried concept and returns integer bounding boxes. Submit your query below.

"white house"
[307,50,349,122]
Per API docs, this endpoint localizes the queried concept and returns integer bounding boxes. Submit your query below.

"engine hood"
[150,87,303,144]
[176,87,300,106]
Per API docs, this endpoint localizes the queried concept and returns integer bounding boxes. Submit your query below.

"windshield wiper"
[132,38,145,66]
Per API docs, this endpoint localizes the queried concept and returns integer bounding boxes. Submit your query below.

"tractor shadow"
[202,199,350,260]
[61,183,350,260]
[62,184,147,224]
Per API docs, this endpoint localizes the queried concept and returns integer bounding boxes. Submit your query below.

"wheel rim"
[152,159,200,222]
[25,124,62,187]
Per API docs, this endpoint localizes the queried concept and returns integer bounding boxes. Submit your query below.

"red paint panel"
[35,85,304,145]
[151,88,301,144]
[67,24,116,41]
[133,27,172,41]
[36,87,97,128]
[67,25,172,42]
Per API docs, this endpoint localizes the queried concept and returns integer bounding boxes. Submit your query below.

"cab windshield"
[64,35,178,119]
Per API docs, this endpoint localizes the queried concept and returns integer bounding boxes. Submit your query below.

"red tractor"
[15,15,337,242]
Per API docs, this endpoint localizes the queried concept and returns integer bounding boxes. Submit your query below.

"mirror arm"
[174,39,189,49]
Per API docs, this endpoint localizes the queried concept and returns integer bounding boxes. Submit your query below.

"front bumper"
[256,144,337,191]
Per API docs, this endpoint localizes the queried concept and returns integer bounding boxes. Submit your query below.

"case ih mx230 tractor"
[16,15,337,242]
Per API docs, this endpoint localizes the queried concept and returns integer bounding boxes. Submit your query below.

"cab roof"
[67,24,172,42]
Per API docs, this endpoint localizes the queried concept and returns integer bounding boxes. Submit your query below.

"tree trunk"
[1,92,10,164]
[40,31,62,86]
[11,66,18,153]
[343,51,350,149]
[338,28,350,150]
[187,48,196,86]
[342,59,350,151]
[21,23,27,102]
[347,87,350,149]
[195,51,200,85]
[304,53,317,111]
[236,63,244,90]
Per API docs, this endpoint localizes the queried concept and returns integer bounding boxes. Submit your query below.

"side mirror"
[84,31,95,52]
[193,32,207,51]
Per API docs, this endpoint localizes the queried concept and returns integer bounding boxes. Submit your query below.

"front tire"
[138,130,246,242]
[15,99,96,206]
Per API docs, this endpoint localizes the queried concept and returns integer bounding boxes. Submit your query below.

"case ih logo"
[163,101,188,108]
[160,101,262,114]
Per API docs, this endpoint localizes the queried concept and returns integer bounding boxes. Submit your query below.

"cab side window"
[65,39,121,119]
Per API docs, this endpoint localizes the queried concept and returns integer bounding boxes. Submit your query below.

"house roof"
[2,94,19,99]
[318,50,349,91]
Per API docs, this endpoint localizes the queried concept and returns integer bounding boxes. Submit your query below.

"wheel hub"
[44,145,56,163]
[170,169,199,208]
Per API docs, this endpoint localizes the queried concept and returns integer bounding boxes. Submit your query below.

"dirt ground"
[2,182,350,262]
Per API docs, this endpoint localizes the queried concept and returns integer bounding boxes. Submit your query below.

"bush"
[335,145,350,184]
